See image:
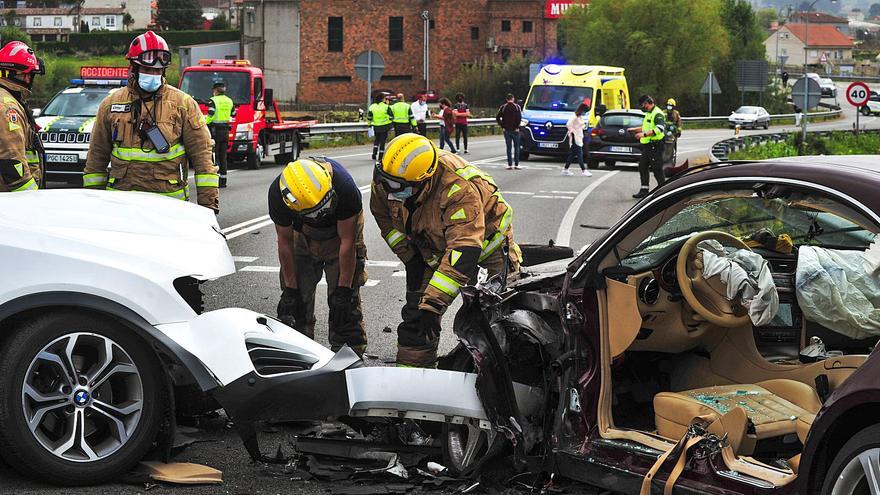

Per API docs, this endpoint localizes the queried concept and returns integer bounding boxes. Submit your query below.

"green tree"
[0,26,32,46]
[25,0,61,7]
[447,55,533,107]
[122,12,134,31]
[559,0,729,107]
[210,13,229,30]
[756,8,779,30]
[156,0,203,30]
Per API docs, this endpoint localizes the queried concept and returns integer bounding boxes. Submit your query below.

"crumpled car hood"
[0,189,233,280]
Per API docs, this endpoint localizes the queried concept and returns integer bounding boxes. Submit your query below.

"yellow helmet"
[278,159,337,219]
[378,133,439,185]
[667,98,676,107]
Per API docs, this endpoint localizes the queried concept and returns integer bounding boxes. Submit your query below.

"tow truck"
[34,66,129,183]
[179,59,314,169]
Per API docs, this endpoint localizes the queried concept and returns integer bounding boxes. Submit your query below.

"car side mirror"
[595,104,606,116]
[32,108,41,118]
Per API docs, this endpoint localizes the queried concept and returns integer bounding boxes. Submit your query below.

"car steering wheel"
[676,231,753,329]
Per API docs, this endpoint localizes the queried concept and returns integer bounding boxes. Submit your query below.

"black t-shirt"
[268,158,362,231]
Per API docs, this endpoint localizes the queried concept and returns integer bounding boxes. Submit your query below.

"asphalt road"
[2,86,876,494]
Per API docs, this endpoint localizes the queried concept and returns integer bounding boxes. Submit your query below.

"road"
[2,89,875,494]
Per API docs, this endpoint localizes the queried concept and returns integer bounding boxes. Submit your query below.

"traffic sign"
[792,76,822,110]
[354,50,385,110]
[819,52,828,64]
[846,81,871,107]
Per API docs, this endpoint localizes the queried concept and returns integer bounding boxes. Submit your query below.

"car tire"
[763,121,770,130]
[246,151,261,170]
[519,149,530,161]
[274,152,294,166]
[604,160,616,168]
[820,423,880,494]
[587,158,599,169]
[862,107,871,116]
[0,312,164,485]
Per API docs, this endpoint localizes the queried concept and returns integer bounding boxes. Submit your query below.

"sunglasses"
[135,50,172,68]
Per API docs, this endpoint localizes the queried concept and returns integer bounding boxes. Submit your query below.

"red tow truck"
[179,59,314,169]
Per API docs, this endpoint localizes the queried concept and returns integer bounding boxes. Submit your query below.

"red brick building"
[241,0,586,105]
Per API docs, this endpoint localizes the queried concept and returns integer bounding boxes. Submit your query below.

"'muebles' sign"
[544,0,587,19]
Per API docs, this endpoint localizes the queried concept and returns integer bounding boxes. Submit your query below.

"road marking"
[232,256,259,263]
[504,191,534,195]
[359,184,371,193]
[364,280,381,287]
[392,271,406,277]
[533,195,574,200]
[222,215,271,234]
[556,171,620,247]
[365,260,400,267]
[226,219,275,239]
[239,265,280,272]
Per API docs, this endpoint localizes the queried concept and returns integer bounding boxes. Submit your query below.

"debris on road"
[132,461,223,485]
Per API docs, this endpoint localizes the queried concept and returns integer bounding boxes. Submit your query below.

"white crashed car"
[0,189,539,485]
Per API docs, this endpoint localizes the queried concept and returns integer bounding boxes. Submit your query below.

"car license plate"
[45,154,79,163]
[610,146,632,153]
[538,142,558,149]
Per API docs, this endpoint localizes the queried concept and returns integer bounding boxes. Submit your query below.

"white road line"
[226,219,275,240]
[556,171,620,247]
[359,184,371,192]
[392,271,406,277]
[540,190,580,194]
[232,256,259,263]
[365,260,400,267]
[364,280,381,287]
[239,265,280,272]
[533,195,574,200]
[222,215,270,234]
[504,191,535,195]
[329,152,373,159]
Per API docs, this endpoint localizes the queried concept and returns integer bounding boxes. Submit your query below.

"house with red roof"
[763,22,854,68]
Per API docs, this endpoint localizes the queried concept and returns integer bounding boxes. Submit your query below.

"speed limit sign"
[846,81,871,107]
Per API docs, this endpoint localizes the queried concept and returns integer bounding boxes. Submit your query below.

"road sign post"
[845,81,871,136]
[354,50,386,111]
[791,76,822,149]
[700,71,721,116]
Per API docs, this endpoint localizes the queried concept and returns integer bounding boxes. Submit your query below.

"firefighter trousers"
[211,123,229,187]
[396,247,520,367]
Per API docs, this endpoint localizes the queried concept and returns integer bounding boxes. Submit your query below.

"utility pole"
[421,10,430,92]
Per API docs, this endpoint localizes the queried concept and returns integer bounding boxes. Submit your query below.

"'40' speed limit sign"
[846,81,871,107]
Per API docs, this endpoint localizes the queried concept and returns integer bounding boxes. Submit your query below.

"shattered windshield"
[625,191,878,264]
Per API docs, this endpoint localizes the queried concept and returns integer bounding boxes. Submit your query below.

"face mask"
[667,105,673,111]
[138,73,162,93]
[391,187,416,201]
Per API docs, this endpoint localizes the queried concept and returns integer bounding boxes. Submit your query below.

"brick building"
[241,0,585,105]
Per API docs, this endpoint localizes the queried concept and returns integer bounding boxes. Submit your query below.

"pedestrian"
[83,31,219,212]
[0,41,44,193]
[271,158,368,356]
[665,98,681,138]
[496,93,522,170]
[453,93,471,154]
[411,93,429,136]
[794,106,803,128]
[206,81,236,188]
[562,103,592,176]
[368,92,393,161]
[434,97,457,153]
[627,95,666,199]
[371,133,521,368]
[390,92,416,136]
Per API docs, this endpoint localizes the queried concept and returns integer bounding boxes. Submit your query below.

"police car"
[35,67,128,183]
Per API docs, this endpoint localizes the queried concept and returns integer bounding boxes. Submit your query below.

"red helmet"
[127,31,171,68]
[0,41,45,87]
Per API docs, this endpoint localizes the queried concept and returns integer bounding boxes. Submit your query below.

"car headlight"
[234,130,253,141]
[520,119,529,127]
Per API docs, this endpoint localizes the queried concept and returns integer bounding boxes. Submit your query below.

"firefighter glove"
[419,309,442,342]
[404,253,428,291]
[278,287,306,327]
[329,286,355,327]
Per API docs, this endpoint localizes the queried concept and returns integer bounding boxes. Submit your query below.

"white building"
[83,0,150,30]
[0,7,125,41]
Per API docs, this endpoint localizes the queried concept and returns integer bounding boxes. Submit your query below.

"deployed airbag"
[796,246,880,340]
[698,240,779,326]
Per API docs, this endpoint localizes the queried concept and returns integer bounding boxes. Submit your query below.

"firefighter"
[272,158,368,355]
[207,81,235,188]
[665,98,682,138]
[367,92,393,161]
[83,31,219,212]
[390,92,416,136]
[627,95,666,198]
[371,133,521,367]
[0,41,44,193]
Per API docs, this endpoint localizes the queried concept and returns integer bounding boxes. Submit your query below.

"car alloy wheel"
[829,447,880,495]
[444,421,497,475]
[22,332,144,463]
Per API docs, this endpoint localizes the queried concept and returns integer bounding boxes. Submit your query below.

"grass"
[729,131,880,160]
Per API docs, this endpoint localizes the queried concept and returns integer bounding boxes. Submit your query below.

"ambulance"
[519,65,629,159]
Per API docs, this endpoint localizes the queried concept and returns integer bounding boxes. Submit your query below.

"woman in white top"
[563,103,592,176]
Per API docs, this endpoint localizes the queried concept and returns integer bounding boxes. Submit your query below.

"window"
[389,16,403,51]
[53,17,61,26]
[522,49,529,57]
[501,20,511,32]
[33,17,41,26]
[91,16,100,26]
[179,71,252,105]
[381,75,412,81]
[810,49,818,57]
[501,48,510,60]
[327,16,343,52]
[429,19,435,29]
[318,75,352,83]
[522,20,532,33]
[14,17,20,26]
[105,16,115,27]
[525,85,593,111]
[253,77,263,103]
[470,26,479,40]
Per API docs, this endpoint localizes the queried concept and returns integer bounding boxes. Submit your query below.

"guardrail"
[707,108,849,162]
[308,109,841,135]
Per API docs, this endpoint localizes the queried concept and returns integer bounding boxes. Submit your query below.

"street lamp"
[421,10,430,93]
[801,0,836,145]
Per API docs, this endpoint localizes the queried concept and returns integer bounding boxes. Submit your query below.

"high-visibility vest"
[369,102,392,126]
[207,94,234,124]
[390,101,412,124]
[640,106,666,144]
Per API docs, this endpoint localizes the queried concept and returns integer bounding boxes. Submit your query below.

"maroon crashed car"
[218,156,880,495]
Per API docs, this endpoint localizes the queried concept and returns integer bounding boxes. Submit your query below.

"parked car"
[861,93,880,116]
[819,77,837,98]
[729,105,770,129]
[586,109,676,169]
[413,89,439,103]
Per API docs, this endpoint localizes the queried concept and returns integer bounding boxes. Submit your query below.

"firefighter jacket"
[371,152,516,313]
[0,79,42,192]
[83,80,219,210]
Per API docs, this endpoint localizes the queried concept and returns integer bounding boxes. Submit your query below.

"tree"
[560,0,729,104]
[122,12,134,31]
[80,20,89,33]
[756,8,779,30]
[0,26,32,46]
[210,13,229,30]
[25,0,61,6]
[155,0,203,31]
[870,3,880,18]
